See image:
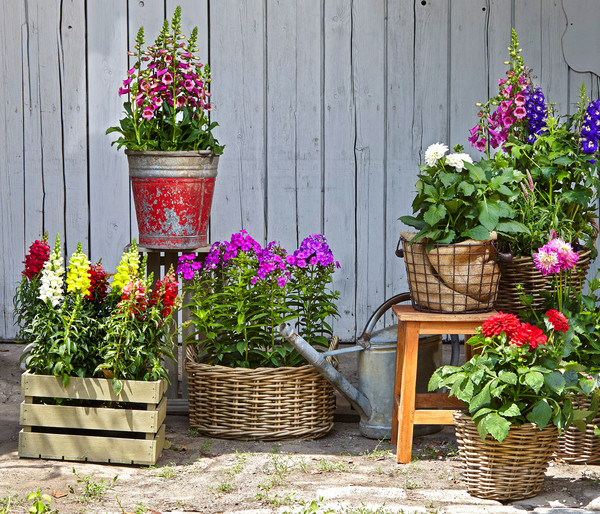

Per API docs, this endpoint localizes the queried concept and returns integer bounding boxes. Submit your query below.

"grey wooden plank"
[209,0,267,244]
[323,0,356,339]
[413,0,449,151]
[127,0,165,243]
[87,0,130,271]
[514,1,542,83]
[22,1,53,245]
[168,0,209,71]
[29,0,65,241]
[486,1,512,115]
[295,0,324,242]
[385,0,416,306]
[60,0,89,255]
[449,0,488,152]
[265,0,299,251]
[541,0,568,115]
[0,0,26,339]
[353,0,386,335]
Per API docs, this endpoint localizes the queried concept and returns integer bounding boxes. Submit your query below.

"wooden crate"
[19,373,167,466]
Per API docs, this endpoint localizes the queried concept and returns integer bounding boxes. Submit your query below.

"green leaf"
[498,402,521,417]
[522,371,544,393]
[458,182,475,196]
[463,225,492,241]
[495,220,530,235]
[478,201,499,231]
[481,412,511,443]
[469,382,491,413]
[424,204,447,227]
[544,370,565,394]
[526,399,553,428]
[467,164,486,183]
[498,371,517,385]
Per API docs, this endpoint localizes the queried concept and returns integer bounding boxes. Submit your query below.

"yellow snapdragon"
[66,242,91,296]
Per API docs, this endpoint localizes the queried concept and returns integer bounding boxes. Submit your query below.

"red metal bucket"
[126,150,219,250]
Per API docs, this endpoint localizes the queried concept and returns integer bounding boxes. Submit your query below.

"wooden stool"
[391,305,496,463]
[137,245,211,413]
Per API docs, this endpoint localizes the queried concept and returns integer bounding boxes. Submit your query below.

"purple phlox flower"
[176,253,201,280]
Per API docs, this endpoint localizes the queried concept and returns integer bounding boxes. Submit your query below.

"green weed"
[71,468,118,502]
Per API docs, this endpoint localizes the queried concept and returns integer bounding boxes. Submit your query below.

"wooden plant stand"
[19,373,167,466]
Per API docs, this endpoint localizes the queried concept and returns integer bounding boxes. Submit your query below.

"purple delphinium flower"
[580,99,600,155]
[524,85,548,143]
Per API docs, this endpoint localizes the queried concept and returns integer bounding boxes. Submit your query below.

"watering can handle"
[359,292,411,343]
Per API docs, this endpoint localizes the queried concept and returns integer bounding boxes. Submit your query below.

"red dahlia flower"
[545,309,569,333]
[510,322,547,350]
[481,311,521,338]
[22,238,51,279]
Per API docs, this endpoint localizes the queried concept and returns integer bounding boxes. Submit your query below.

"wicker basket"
[399,233,500,313]
[496,250,592,314]
[453,411,558,501]
[185,345,336,440]
[556,394,600,464]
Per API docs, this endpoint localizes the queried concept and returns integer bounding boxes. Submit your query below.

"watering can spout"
[278,323,372,420]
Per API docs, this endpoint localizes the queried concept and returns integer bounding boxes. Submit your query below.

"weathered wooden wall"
[1,0,599,340]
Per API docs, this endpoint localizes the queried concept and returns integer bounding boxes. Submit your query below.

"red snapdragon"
[22,238,51,280]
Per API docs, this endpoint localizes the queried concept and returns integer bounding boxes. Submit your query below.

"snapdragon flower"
[112,240,140,294]
[38,234,65,307]
[22,235,50,280]
[66,242,91,296]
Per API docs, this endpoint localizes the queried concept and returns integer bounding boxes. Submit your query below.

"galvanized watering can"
[279,292,459,439]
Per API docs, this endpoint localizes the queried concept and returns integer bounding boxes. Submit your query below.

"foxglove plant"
[106,6,223,154]
[178,230,340,368]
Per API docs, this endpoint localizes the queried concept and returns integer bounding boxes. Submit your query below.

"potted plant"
[398,145,527,313]
[522,239,600,464]
[14,235,180,465]
[106,6,224,250]
[429,306,599,501]
[468,29,600,313]
[177,230,341,440]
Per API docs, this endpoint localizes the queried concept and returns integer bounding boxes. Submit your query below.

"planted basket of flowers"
[430,308,598,501]
[178,230,340,440]
[398,144,526,313]
[106,7,224,250]
[14,235,180,466]
[467,30,600,314]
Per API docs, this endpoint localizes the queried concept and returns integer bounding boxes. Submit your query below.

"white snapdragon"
[424,143,449,167]
[445,152,474,170]
[38,236,65,307]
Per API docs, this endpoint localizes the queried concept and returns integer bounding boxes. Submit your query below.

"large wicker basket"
[399,233,500,313]
[496,250,592,314]
[453,411,558,501]
[556,394,600,464]
[185,345,336,440]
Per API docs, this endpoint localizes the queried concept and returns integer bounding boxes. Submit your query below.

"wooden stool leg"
[396,321,420,464]
[392,321,407,445]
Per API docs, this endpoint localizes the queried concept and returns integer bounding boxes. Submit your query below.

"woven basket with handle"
[453,411,558,501]
[185,342,337,440]
[556,394,600,464]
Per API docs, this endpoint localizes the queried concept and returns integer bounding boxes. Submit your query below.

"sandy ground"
[1,341,600,514]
